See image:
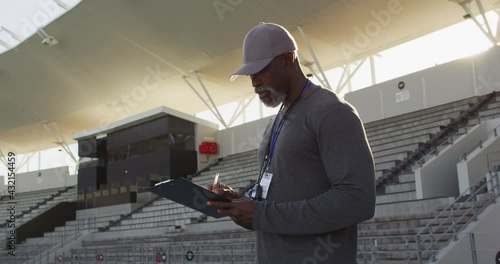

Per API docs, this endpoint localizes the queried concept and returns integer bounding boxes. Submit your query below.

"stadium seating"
[4,93,500,263]
[0,187,73,225]
[0,186,77,263]
[65,94,499,263]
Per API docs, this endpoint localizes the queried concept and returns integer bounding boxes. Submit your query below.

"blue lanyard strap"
[264,79,312,168]
[252,79,312,200]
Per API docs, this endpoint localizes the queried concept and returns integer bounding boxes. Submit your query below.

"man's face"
[250,54,288,108]
[254,85,286,108]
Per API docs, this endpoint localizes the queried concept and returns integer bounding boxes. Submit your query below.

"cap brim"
[229,57,274,81]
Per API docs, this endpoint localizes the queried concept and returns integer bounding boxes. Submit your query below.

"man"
[207,23,375,263]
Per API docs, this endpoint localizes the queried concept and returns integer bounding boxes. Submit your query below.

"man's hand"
[206,182,239,200]
[208,197,254,229]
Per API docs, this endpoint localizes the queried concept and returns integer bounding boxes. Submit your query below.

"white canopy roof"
[1,0,498,153]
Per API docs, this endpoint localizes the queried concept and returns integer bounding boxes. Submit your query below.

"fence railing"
[414,107,500,171]
[357,230,500,264]
[26,216,97,264]
[459,122,500,162]
[415,169,499,263]
[71,242,256,263]
[413,122,477,170]
[68,169,500,264]
[0,216,98,264]
[1,163,497,263]
[357,235,430,264]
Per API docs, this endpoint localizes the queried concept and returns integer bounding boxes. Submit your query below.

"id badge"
[260,171,273,199]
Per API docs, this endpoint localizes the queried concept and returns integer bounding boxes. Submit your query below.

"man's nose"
[250,74,261,88]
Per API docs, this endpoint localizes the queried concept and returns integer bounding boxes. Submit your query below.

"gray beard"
[255,86,287,108]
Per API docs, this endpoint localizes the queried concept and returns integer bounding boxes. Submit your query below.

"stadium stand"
[0,186,77,262]
[96,150,257,236]
[3,93,500,263]
[379,92,498,184]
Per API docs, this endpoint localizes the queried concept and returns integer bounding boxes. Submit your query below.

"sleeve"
[252,104,376,235]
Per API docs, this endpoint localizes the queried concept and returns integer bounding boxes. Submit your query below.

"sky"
[0,0,80,53]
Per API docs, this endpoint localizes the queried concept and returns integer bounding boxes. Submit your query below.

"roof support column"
[369,55,377,85]
[455,0,498,45]
[53,0,70,10]
[0,27,22,41]
[296,26,332,90]
[0,27,22,49]
[42,121,77,163]
[14,152,37,174]
[346,64,352,93]
[0,149,9,168]
[228,96,255,127]
[496,9,500,43]
[0,39,10,49]
[336,66,348,92]
[336,58,368,95]
[183,74,228,128]
[298,52,328,88]
[0,148,37,174]
[474,0,496,45]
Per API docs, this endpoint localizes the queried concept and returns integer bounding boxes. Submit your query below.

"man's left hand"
[208,197,254,229]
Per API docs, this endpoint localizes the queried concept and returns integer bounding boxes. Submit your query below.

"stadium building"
[0,0,499,263]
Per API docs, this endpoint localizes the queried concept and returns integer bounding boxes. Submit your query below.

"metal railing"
[415,169,499,263]
[459,122,500,162]
[46,171,499,264]
[357,230,500,264]
[31,216,96,264]
[71,242,256,263]
[413,122,477,170]
[39,167,500,264]
[357,235,422,264]
[413,94,500,171]
[0,216,98,264]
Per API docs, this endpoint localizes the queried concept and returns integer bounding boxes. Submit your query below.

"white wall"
[0,176,6,194]
[415,123,488,199]
[345,46,500,123]
[16,166,76,193]
[195,123,219,169]
[415,119,500,199]
[457,119,500,193]
[436,200,500,264]
[217,117,272,157]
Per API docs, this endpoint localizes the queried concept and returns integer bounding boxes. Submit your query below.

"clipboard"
[146,177,230,218]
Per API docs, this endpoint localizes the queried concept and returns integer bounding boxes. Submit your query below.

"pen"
[213,173,220,187]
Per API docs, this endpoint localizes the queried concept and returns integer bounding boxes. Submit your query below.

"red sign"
[199,142,217,154]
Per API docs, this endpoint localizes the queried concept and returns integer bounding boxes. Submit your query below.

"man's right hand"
[206,182,239,200]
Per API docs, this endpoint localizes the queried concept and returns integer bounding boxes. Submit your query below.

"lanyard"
[258,79,312,180]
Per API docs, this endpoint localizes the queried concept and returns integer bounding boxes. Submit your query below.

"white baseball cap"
[230,23,297,81]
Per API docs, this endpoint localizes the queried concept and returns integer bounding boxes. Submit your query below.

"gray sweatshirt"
[253,87,376,263]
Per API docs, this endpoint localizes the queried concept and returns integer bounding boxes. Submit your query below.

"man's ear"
[283,51,295,65]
